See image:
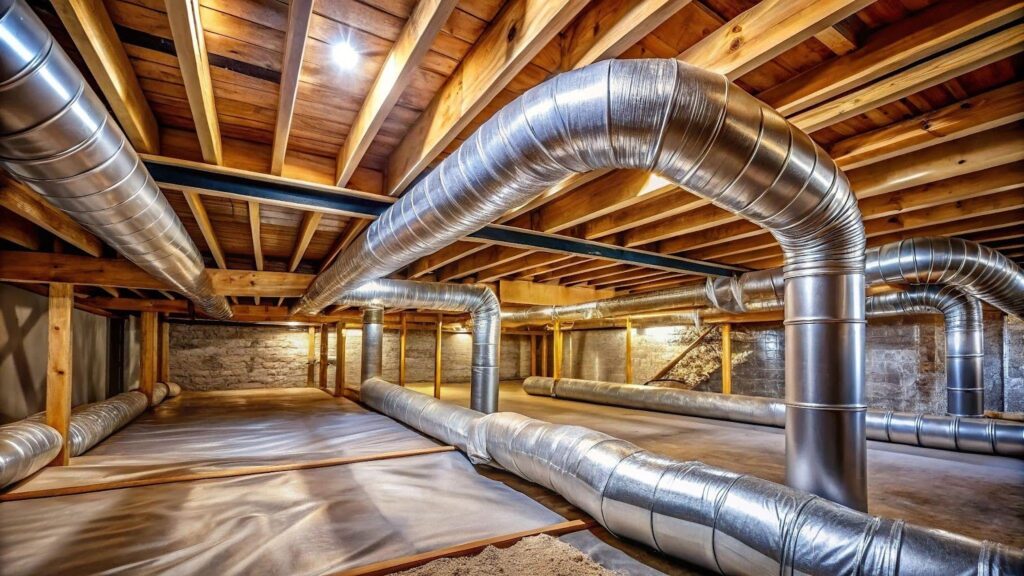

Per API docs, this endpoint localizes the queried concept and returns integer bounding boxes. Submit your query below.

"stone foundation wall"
[169,323,528,391]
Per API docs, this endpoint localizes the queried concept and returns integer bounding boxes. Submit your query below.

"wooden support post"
[106,317,125,398]
[541,334,548,377]
[433,314,443,398]
[721,323,732,395]
[158,316,170,383]
[552,321,563,380]
[46,283,74,466]
[399,312,408,386]
[530,334,537,377]
[318,323,329,389]
[624,317,633,384]
[139,310,158,406]
[306,325,316,387]
[334,323,346,397]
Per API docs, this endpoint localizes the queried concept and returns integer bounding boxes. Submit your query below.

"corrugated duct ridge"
[295,57,868,509]
[867,285,985,416]
[26,388,163,457]
[0,420,62,488]
[0,0,231,319]
[334,279,500,412]
[866,237,1024,319]
[362,378,1023,575]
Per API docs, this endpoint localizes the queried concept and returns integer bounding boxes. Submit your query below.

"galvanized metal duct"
[524,377,1024,458]
[151,382,169,407]
[0,0,231,319]
[0,420,62,489]
[27,390,151,456]
[866,237,1024,319]
[360,307,384,384]
[363,378,1023,574]
[292,58,868,508]
[867,285,985,416]
[337,279,500,413]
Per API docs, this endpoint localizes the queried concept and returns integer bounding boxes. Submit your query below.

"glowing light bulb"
[332,42,359,69]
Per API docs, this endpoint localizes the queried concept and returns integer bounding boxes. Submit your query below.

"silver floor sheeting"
[0,389,586,576]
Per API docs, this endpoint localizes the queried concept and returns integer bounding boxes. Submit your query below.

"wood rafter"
[270,0,314,176]
[165,0,222,165]
[0,175,104,257]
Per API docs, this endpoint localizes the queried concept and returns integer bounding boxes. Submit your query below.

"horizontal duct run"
[523,377,1024,458]
[362,378,1022,574]
[0,0,230,319]
[336,280,500,413]
[0,420,62,489]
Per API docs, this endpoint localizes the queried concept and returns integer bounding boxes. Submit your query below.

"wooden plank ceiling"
[1,0,1021,320]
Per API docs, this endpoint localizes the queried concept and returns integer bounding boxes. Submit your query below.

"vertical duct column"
[360,307,384,387]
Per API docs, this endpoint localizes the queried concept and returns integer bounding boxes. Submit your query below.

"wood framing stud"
[434,314,442,398]
[624,317,633,384]
[270,0,314,176]
[139,310,158,405]
[399,313,408,386]
[318,323,330,389]
[334,323,346,397]
[158,316,170,383]
[46,283,74,466]
[306,325,316,387]
[165,0,222,165]
[552,321,563,380]
[721,323,732,394]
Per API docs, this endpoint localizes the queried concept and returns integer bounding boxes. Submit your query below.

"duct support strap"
[294,59,868,509]
[0,0,230,319]
[0,420,62,489]
[360,307,384,386]
[362,378,1023,574]
[524,377,1024,457]
[338,280,500,413]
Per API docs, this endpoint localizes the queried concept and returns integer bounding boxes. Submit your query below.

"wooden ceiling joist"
[0,176,103,257]
[166,0,222,165]
[269,0,315,176]
[560,0,694,68]
[0,208,42,251]
[52,0,160,154]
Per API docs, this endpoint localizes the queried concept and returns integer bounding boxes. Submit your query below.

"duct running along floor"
[0,388,662,575]
[407,381,1024,550]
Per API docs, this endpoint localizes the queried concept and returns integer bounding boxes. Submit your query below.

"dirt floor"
[395,535,621,576]
[406,380,1024,550]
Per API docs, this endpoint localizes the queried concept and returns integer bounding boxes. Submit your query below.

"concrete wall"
[169,323,530,391]
[0,284,112,423]
[557,311,1018,414]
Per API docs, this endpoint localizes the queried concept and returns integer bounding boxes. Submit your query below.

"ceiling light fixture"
[332,41,359,70]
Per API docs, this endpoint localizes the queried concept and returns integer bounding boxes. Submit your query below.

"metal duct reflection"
[27,390,151,456]
[294,58,868,508]
[866,237,1024,319]
[338,279,501,413]
[0,0,231,319]
[867,286,985,416]
[164,382,182,398]
[151,382,169,408]
[360,307,384,384]
[363,378,1023,574]
[0,420,62,489]
[524,377,1024,457]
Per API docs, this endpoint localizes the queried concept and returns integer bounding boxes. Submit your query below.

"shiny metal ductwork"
[27,389,156,456]
[0,420,62,489]
[867,285,985,416]
[338,280,500,413]
[0,0,231,319]
[524,377,1024,458]
[866,237,1024,319]
[363,378,1023,574]
[360,307,384,384]
[295,58,867,509]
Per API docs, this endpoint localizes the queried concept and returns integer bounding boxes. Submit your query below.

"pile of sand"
[395,534,622,575]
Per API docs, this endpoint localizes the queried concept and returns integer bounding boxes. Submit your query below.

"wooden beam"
[334,323,346,397]
[248,201,263,304]
[165,0,222,165]
[139,310,158,405]
[498,279,615,306]
[182,189,227,268]
[830,82,1024,170]
[540,332,548,377]
[530,334,537,376]
[438,245,531,282]
[562,0,693,68]
[624,317,633,384]
[677,0,873,79]
[790,24,1024,133]
[0,175,103,257]
[583,188,708,239]
[52,0,159,153]
[385,0,589,195]
[318,323,329,389]
[759,0,1023,116]
[288,211,323,272]
[721,324,732,394]
[478,253,575,283]
[46,283,74,466]
[306,325,316,387]
[433,314,442,398]
[534,170,676,233]
[208,269,313,297]
[552,320,563,379]
[335,0,458,186]
[399,313,408,386]
[0,207,42,250]
[158,316,170,383]
[270,0,314,176]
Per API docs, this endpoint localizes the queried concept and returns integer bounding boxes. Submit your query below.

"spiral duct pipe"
[524,377,1024,458]
[867,285,985,416]
[0,0,231,319]
[338,279,500,412]
[27,390,155,456]
[295,58,867,508]
[363,378,1023,574]
[360,307,384,384]
[865,237,1024,318]
[0,420,62,489]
